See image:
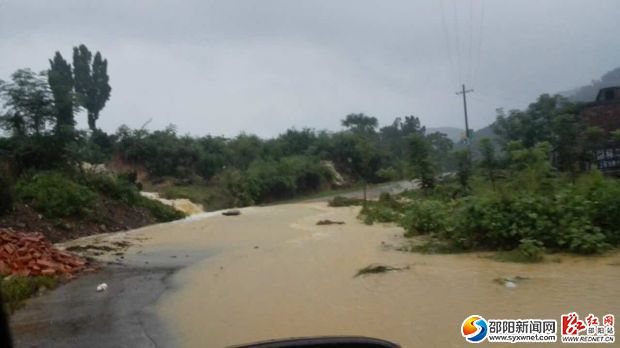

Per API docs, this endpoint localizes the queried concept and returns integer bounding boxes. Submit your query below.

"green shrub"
[391,173,620,255]
[1,275,58,313]
[360,204,400,225]
[80,173,138,204]
[509,239,545,262]
[135,196,186,222]
[400,200,450,237]
[16,172,96,218]
[328,196,364,207]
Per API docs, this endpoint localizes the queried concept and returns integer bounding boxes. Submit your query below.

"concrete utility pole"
[456,84,474,145]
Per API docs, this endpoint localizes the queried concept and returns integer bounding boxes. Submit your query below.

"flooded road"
[10,195,620,347]
[136,202,619,347]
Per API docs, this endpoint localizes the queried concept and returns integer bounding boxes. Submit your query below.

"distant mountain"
[426,127,464,143]
[429,67,620,153]
[427,125,496,147]
[562,67,620,102]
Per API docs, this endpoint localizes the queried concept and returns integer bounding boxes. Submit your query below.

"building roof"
[595,86,620,104]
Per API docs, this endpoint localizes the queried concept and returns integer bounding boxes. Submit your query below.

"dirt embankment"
[0,196,156,243]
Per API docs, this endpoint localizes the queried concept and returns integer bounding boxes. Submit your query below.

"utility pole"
[456,84,474,145]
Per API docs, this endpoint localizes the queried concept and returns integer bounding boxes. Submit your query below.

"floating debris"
[493,276,529,288]
[316,220,345,226]
[355,263,410,277]
[222,210,241,216]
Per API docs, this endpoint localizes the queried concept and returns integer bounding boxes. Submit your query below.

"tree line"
[1,44,618,213]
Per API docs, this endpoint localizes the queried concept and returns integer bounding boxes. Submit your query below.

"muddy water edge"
[9,201,620,347]
[140,202,620,347]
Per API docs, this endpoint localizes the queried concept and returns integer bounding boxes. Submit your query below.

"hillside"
[562,66,620,102]
[426,127,464,143]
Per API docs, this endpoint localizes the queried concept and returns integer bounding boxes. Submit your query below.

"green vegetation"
[1,44,619,264]
[328,196,365,207]
[135,195,185,222]
[353,94,620,259]
[494,239,546,263]
[359,162,620,258]
[16,172,96,218]
[1,275,59,313]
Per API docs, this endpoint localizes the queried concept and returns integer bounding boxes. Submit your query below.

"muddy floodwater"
[109,202,620,347]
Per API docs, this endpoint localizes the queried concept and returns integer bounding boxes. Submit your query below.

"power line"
[468,0,474,85]
[473,0,485,87]
[451,0,462,84]
[439,0,454,86]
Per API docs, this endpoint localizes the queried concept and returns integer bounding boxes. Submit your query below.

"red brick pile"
[0,228,95,278]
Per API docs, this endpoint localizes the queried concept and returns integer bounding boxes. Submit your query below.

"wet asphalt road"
[10,265,176,348]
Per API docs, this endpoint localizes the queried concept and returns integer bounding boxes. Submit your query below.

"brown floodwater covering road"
[11,197,620,347]
[118,201,619,347]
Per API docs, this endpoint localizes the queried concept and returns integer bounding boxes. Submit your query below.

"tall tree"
[408,133,435,190]
[48,52,74,138]
[454,149,472,194]
[0,69,55,136]
[342,113,378,135]
[73,44,111,130]
[426,132,454,171]
[478,137,498,190]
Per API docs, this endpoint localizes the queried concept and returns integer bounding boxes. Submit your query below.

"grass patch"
[492,239,546,263]
[354,264,409,277]
[493,250,544,263]
[1,275,59,314]
[135,196,186,222]
[397,238,462,254]
[328,196,365,207]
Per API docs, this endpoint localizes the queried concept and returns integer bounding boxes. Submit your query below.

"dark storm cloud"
[1,0,619,137]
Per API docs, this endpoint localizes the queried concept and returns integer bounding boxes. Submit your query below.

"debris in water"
[254,246,259,249]
[96,283,108,292]
[66,244,115,252]
[493,276,529,288]
[316,220,345,225]
[222,210,241,216]
[355,263,410,277]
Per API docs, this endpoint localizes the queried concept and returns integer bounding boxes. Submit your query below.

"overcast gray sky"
[1,0,619,137]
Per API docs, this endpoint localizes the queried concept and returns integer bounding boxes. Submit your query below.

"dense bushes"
[80,173,139,205]
[361,172,620,255]
[449,180,615,253]
[13,171,184,222]
[401,200,449,236]
[134,195,186,222]
[16,172,96,218]
[328,196,364,207]
[209,156,333,207]
[82,173,185,222]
